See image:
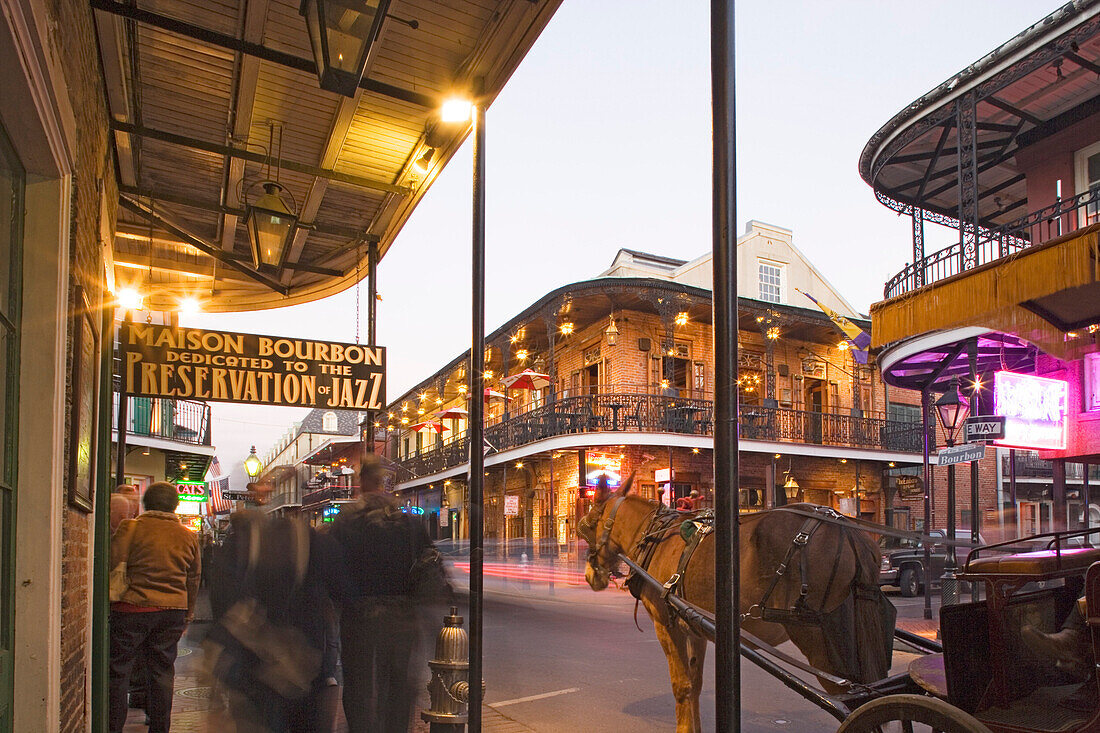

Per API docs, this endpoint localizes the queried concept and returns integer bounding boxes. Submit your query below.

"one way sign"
[965,416,1006,442]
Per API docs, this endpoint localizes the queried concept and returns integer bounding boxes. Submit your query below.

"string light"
[766,326,781,340]
[560,322,574,335]
[484,370,494,379]
[838,340,849,351]
[515,349,529,361]
[675,312,689,326]
[458,384,468,394]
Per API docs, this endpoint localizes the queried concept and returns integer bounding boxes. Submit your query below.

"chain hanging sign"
[120,323,385,409]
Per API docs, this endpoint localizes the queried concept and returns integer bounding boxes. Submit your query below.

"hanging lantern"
[605,315,620,346]
[300,0,392,97]
[934,378,971,444]
[244,182,298,270]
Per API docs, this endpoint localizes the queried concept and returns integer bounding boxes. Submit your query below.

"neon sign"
[585,451,622,488]
[993,371,1067,451]
[176,481,208,502]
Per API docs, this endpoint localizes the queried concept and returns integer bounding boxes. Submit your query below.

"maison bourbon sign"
[121,323,386,409]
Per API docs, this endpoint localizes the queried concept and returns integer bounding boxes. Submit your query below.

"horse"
[578,478,890,733]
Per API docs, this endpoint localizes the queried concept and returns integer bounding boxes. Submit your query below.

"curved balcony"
[393,393,925,480]
[884,189,1099,300]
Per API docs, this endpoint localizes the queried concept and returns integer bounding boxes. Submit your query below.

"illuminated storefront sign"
[993,371,1067,451]
[585,451,622,487]
[176,481,207,502]
[1086,353,1100,413]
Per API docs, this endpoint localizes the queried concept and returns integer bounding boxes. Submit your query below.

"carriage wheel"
[837,694,992,733]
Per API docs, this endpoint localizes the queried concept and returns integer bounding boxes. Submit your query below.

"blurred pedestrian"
[110,483,139,533]
[206,503,346,733]
[329,453,442,733]
[108,482,201,733]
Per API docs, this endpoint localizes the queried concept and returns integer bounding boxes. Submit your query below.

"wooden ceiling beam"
[89,0,436,108]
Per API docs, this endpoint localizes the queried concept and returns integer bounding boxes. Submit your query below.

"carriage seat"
[964,547,1100,579]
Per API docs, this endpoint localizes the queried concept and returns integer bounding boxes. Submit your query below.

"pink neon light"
[993,371,1067,451]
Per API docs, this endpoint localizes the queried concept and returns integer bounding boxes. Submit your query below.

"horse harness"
[744,505,849,626]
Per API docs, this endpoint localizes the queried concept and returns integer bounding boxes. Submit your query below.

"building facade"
[861,1,1100,540]
[385,223,928,552]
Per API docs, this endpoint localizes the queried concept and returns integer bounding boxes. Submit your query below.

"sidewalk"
[122,622,534,733]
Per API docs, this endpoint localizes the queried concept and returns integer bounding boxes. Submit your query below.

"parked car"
[879,530,985,597]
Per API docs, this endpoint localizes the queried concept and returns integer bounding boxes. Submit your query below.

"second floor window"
[322,411,338,432]
[758,261,782,303]
[887,402,921,424]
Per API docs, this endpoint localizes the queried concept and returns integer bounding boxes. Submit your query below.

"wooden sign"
[120,322,385,409]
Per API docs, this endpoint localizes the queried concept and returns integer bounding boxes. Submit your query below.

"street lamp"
[244,446,263,479]
[783,473,800,501]
[935,378,971,605]
[300,0,391,97]
[244,181,298,270]
[605,315,620,346]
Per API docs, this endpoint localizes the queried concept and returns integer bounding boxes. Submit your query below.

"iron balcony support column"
[711,0,740,729]
[116,314,131,487]
[364,241,379,453]
[467,96,487,733]
[921,388,933,621]
[956,93,980,271]
[911,208,925,289]
[1009,449,1018,537]
[968,339,980,601]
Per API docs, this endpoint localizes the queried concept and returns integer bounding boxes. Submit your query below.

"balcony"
[885,189,1100,299]
[113,394,211,447]
[394,392,924,480]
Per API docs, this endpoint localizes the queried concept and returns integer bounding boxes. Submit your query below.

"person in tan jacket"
[108,482,201,733]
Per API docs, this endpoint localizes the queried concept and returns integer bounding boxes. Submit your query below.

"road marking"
[490,687,581,708]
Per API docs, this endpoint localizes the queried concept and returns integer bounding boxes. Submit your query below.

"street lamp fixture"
[935,378,971,444]
[441,97,474,123]
[300,0,391,97]
[244,446,263,479]
[605,315,620,346]
[117,287,144,311]
[783,473,800,501]
[244,181,298,270]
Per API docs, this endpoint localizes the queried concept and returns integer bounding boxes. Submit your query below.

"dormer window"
[322,411,338,432]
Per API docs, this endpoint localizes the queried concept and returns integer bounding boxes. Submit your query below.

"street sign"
[654,468,674,483]
[222,490,253,501]
[965,415,1006,442]
[504,495,519,517]
[937,442,986,466]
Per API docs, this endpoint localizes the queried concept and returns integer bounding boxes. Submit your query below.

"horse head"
[579,472,640,591]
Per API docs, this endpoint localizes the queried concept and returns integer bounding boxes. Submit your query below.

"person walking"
[110,483,139,533]
[329,453,437,733]
[108,482,201,733]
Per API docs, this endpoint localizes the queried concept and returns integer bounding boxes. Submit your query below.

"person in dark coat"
[329,453,434,733]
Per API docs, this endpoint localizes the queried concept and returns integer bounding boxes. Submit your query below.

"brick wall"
[42,0,117,728]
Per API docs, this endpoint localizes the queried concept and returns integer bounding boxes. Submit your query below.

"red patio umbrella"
[407,420,448,434]
[469,388,511,403]
[434,406,469,420]
[502,369,551,391]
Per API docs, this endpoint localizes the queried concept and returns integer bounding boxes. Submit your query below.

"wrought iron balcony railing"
[393,393,924,480]
[885,188,1100,299]
[112,393,212,447]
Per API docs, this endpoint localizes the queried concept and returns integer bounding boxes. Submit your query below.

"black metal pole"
[1084,463,1091,534]
[363,241,379,453]
[115,314,131,487]
[712,0,740,729]
[467,97,487,733]
[968,340,980,601]
[921,388,933,621]
[1009,448,1017,537]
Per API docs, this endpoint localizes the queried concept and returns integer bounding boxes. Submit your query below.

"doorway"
[583,362,600,395]
[662,356,690,396]
[804,378,825,443]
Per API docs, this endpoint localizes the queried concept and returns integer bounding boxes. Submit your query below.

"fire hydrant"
[422,606,476,732]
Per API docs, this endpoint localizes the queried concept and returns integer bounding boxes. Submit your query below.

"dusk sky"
[184,0,1066,483]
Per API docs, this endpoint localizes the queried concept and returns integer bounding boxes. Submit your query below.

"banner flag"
[795,289,871,364]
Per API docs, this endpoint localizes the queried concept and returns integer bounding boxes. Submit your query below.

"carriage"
[580,488,1100,732]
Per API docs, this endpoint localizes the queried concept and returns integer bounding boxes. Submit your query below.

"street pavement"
[123,559,941,732]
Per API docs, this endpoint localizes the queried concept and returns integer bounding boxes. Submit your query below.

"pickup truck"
[879,530,985,597]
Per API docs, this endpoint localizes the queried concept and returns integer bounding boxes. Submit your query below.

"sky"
[183,0,1066,485]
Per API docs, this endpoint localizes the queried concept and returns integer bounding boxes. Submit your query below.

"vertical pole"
[911,208,925,289]
[956,93,979,271]
[1009,449,1018,537]
[1053,459,1067,533]
[364,241,379,453]
[921,388,933,621]
[1084,463,1091,535]
[854,460,861,517]
[115,314,131,487]
[467,97,486,733]
[93,305,118,731]
[712,1,740,729]
[968,341,980,601]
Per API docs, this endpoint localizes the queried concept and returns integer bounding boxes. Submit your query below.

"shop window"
[758,260,783,303]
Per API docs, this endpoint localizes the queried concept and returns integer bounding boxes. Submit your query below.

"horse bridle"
[580,495,627,575]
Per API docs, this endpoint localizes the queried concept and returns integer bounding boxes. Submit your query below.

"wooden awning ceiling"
[859,3,1100,229]
[93,0,561,312]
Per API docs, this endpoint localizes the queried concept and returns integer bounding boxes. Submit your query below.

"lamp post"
[935,378,970,606]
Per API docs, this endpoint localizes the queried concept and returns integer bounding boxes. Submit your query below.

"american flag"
[206,457,233,515]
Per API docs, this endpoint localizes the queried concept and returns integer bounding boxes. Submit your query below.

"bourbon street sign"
[121,322,385,409]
